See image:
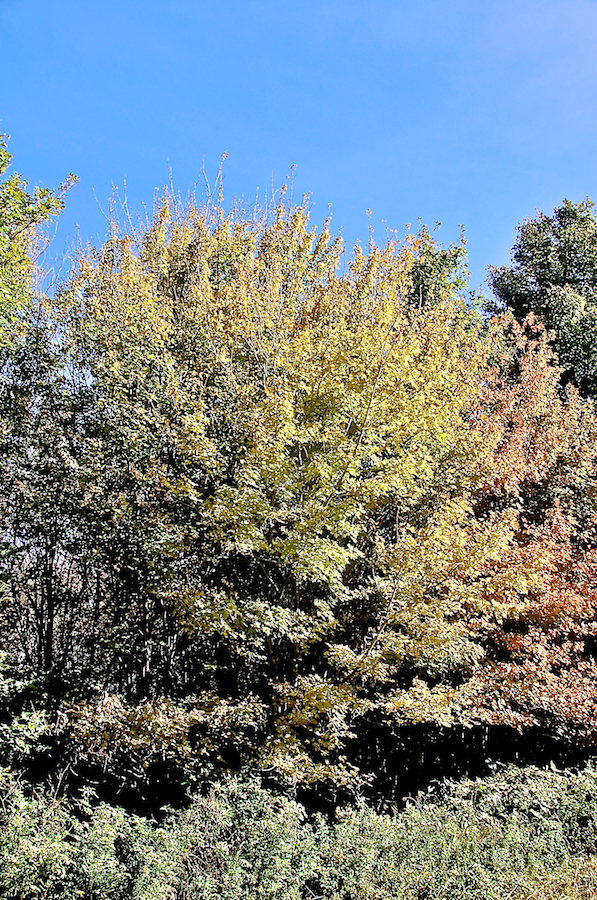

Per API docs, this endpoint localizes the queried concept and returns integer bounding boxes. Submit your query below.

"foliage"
[489,198,597,396]
[1,188,500,793]
[0,134,74,349]
[1,766,597,898]
[2,143,597,804]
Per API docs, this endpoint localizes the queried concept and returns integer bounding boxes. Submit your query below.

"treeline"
[1,136,597,814]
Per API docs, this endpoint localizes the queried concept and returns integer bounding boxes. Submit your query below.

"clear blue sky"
[2,0,597,292]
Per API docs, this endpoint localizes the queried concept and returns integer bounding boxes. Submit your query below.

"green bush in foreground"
[1,764,597,899]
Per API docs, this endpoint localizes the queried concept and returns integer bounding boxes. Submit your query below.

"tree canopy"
[0,135,75,350]
[1,146,597,812]
[489,198,597,397]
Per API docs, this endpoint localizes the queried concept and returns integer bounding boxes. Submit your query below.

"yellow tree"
[47,193,498,791]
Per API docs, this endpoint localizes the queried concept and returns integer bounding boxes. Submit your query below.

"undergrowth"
[1,763,597,899]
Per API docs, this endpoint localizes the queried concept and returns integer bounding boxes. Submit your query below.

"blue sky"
[1,0,597,292]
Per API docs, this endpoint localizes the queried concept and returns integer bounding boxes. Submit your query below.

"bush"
[1,764,597,898]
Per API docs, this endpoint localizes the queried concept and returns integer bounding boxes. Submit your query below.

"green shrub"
[1,764,597,899]
[0,769,148,899]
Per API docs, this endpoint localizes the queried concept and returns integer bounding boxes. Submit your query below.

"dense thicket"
[2,765,597,899]
[1,142,597,819]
